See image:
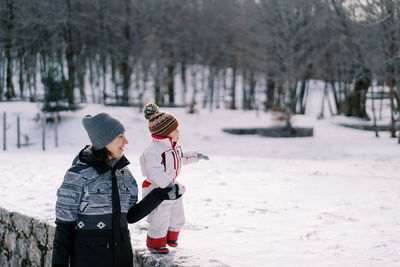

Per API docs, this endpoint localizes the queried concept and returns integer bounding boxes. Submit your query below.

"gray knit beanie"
[82,112,126,150]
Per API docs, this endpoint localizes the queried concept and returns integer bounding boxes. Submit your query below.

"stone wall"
[0,207,53,267]
[0,207,181,267]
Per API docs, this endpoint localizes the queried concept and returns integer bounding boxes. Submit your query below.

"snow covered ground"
[0,83,399,266]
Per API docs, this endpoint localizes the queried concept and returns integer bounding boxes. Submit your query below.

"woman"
[52,112,181,267]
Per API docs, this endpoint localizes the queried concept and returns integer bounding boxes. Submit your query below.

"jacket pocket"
[171,152,176,169]
[89,203,109,208]
[87,180,112,194]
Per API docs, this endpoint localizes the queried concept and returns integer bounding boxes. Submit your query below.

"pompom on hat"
[144,103,179,138]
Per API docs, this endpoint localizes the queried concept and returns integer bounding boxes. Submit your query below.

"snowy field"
[0,84,399,266]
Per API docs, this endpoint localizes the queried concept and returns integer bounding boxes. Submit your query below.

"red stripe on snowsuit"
[168,138,180,183]
[151,135,180,182]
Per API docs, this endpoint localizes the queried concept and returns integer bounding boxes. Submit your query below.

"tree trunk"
[88,58,96,103]
[208,66,215,112]
[138,66,147,111]
[99,0,107,104]
[338,67,343,104]
[266,76,275,110]
[370,84,379,137]
[215,70,220,109]
[276,81,284,107]
[326,83,334,116]
[242,71,247,110]
[330,81,340,113]
[6,52,15,100]
[111,57,118,102]
[19,56,24,99]
[167,64,175,104]
[65,0,75,105]
[345,68,371,118]
[181,63,187,105]
[154,64,162,105]
[74,1,86,103]
[222,69,227,105]
[25,57,33,102]
[387,80,396,138]
[201,66,206,108]
[298,79,307,114]
[189,66,197,113]
[289,80,297,113]
[121,0,132,105]
[101,55,107,103]
[0,57,4,101]
[78,68,86,103]
[230,67,237,109]
[319,82,327,119]
[76,51,86,103]
[5,0,15,100]
[284,83,293,129]
[32,60,37,101]
[121,61,131,105]
[394,91,400,112]
[249,71,256,110]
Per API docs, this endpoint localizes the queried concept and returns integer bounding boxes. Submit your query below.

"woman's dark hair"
[91,146,112,165]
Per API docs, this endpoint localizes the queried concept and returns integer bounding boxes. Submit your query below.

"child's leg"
[167,197,185,245]
[147,201,172,248]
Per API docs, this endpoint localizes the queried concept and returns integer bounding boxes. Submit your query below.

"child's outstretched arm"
[181,150,209,165]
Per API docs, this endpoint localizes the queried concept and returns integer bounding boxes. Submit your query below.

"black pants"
[71,228,133,267]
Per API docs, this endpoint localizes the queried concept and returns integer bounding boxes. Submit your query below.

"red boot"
[167,231,180,247]
[166,240,178,247]
[147,235,169,254]
[148,247,169,254]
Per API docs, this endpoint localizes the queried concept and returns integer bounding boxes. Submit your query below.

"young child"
[140,103,209,254]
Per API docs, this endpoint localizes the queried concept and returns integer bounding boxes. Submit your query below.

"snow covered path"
[1,152,399,266]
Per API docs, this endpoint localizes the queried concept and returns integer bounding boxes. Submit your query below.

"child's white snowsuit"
[139,135,198,247]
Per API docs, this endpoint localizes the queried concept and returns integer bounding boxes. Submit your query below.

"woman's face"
[105,133,128,159]
[169,128,179,142]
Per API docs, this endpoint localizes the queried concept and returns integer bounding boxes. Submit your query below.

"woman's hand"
[153,183,182,200]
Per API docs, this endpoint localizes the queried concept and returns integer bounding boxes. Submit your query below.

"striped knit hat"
[144,103,179,138]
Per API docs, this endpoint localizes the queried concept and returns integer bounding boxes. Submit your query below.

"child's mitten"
[197,152,209,160]
[177,183,186,195]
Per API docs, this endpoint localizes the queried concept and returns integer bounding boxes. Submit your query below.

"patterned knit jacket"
[55,146,138,230]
